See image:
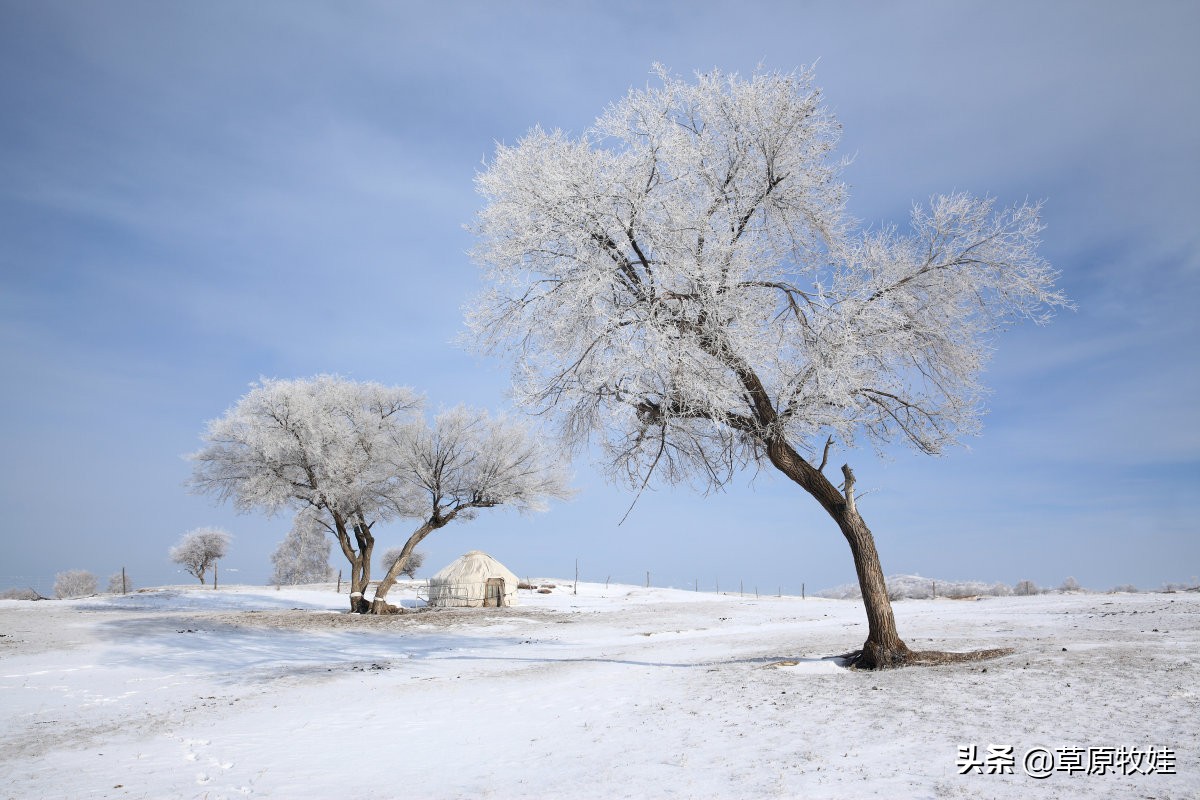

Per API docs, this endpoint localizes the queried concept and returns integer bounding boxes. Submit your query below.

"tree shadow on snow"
[90,614,520,682]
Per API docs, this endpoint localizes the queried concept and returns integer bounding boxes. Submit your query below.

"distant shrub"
[820,575,1016,600]
[380,547,425,579]
[1109,584,1138,594]
[1,587,43,601]
[1014,580,1040,596]
[1060,576,1081,592]
[54,570,98,599]
[107,572,133,594]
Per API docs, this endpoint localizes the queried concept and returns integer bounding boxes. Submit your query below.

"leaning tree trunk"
[766,438,911,669]
[369,520,442,614]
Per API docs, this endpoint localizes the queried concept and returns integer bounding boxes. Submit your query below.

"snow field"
[1,584,1196,799]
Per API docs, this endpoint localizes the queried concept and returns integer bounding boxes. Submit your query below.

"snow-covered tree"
[366,405,573,612]
[54,569,97,599]
[467,65,1068,668]
[381,546,424,579]
[189,376,572,613]
[107,571,133,594]
[190,376,421,609]
[271,512,335,585]
[170,527,230,585]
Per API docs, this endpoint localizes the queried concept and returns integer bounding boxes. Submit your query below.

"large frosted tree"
[467,66,1068,667]
[189,376,571,613]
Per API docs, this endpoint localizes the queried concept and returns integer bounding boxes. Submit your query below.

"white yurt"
[427,550,520,608]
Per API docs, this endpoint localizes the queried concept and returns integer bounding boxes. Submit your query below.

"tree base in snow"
[840,645,1014,670]
[368,598,400,614]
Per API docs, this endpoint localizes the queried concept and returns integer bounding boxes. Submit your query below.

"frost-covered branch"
[467,66,1068,494]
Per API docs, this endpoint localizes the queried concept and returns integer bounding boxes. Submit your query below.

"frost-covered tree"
[367,405,573,612]
[54,569,97,599]
[189,376,571,613]
[170,527,230,585]
[381,546,424,579]
[1014,579,1040,596]
[467,65,1068,668]
[190,376,421,610]
[107,571,133,594]
[271,512,335,585]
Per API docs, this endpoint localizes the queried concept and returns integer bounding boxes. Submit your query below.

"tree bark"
[328,513,365,612]
[765,437,911,669]
[369,517,451,614]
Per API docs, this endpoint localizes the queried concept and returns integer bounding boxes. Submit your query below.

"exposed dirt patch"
[204,605,558,632]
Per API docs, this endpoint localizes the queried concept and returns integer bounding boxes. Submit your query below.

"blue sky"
[1,1,1196,595]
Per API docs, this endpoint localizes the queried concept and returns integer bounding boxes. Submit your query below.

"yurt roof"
[430,550,519,584]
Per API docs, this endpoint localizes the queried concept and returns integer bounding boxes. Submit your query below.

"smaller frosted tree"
[190,377,573,613]
[381,547,425,579]
[54,570,97,599]
[107,572,133,594]
[271,512,335,585]
[170,527,230,585]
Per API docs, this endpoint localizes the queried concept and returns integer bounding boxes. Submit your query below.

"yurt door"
[484,578,505,608]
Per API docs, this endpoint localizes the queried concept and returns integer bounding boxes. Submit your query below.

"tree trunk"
[369,519,444,614]
[765,438,911,669]
[329,513,367,612]
[832,502,911,668]
[348,551,371,613]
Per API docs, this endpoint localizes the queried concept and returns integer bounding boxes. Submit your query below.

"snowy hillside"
[1,583,1196,798]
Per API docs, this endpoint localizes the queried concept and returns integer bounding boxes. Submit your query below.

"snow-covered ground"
[1,583,1196,799]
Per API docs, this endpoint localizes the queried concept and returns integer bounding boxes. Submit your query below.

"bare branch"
[817,435,834,473]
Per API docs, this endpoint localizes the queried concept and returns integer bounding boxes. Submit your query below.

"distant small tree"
[381,547,425,579]
[106,571,133,594]
[271,512,335,585]
[1059,576,1081,592]
[1014,579,1039,596]
[54,570,97,599]
[170,527,230,585]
